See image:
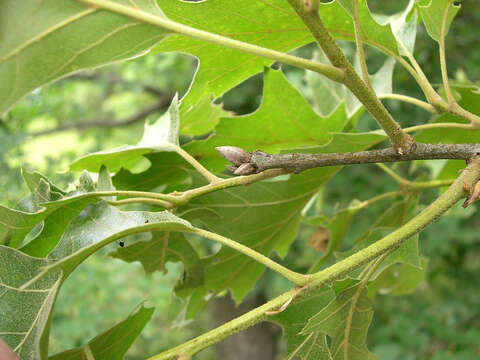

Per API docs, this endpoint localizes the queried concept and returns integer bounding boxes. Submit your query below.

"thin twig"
[352,0,373,90]
[439,0,456,105]
[404,122,476,132]
[286,0,415,154]
[218,143,480,175]
[376,163,408,185]
[191,228,308,286]
[148,157,480,360]
[379,93,437,113]
[171,144,221,184]
[108,197,174,209]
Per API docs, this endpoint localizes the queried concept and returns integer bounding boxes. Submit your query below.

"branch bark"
[287,0,415,154]
[149,156,480,360]
[217,143,480,175]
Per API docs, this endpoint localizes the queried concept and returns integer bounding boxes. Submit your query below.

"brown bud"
[226,165,238,173]
[307,226,330,252]
[216,146,251,166]
[233,163,256,176]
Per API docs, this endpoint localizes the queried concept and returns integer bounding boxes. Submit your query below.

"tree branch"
[217,143,480,175]
[78,0,345,83]
[149,156,480,360]
[28,98,170,137]
[287,0,415,154]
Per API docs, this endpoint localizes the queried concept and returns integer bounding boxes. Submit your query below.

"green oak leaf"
[97,165,116,202]
[109,232,204,296]
[415,85,480,145]
[319,0,409,57]
[0,0,169,115]
[180,167,338,313]
[153,0,315,135]
[304,50,346,117]
[46,203,192,277]
[390,0,417,56]
[1,173,70,248]
[302,281,378,360]
[304,53,396,118]
[48,305,154,360]
[289,131,387,154]
[367,258,428,298]
[20,172,118,256]
[70,95,181,172]
[185,68,350,173]
[336,196,422,281]
[174,81,389,314]
[417,0,461,42]
[270,286,335,360]
[112,152,191,193]
[0,203,48,248]
[21,169,66,197]
[306,199,367,272]
[0,246,62,360]
[1,205,192,360]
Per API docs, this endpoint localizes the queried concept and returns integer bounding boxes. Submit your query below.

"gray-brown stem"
[218,143,480,175]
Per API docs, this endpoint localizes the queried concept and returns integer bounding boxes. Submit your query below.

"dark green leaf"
[0,246,62,360]
[1,205,192,360]
[112,152,191,193]
[270,287,334,360]
[306,199,367,271]
[302,281,377,360]
[109,232,204,296]
[367,259,427,298]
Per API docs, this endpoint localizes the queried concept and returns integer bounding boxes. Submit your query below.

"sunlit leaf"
[153,0,315,135]
[0,0,169,115]
[185,68,350,173]
[70,95,181,172]
[174,71,390,314]
[417,0,461,42]
[303,54,396,118]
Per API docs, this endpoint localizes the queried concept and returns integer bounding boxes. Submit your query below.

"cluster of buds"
[216,146,257,175]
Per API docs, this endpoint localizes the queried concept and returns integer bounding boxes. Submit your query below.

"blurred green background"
[1,1,479,359]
